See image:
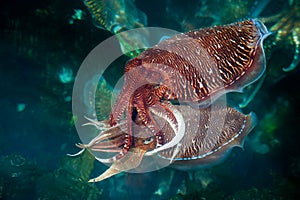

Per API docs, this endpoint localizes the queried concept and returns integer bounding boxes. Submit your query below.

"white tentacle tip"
[66,148,85,157]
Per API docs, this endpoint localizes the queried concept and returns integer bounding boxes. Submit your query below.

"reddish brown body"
[109,19,269,160]
[73,19,270,182]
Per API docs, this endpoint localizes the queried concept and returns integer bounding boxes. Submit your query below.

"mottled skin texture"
[82,104,256,182]
[73,19,270,182]
[109,20,267,161]
[157,106,255,166]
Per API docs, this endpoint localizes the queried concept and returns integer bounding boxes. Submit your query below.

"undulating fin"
[157,105,256,169]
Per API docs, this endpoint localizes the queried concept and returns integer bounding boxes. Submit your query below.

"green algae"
[0,151,104,199]
[36,150,101,199]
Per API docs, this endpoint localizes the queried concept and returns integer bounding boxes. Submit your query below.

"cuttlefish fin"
[88,148,146,182]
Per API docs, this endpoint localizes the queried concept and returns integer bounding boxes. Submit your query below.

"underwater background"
[1,0,300,199]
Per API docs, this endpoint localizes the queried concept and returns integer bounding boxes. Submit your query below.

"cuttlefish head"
[72,103,256,182]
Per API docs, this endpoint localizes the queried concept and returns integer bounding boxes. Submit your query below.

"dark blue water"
[1,0,299,199]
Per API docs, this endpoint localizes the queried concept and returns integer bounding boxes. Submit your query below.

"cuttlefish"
[70,19,270,182]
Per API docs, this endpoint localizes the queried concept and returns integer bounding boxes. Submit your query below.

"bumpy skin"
[109,19,269,161]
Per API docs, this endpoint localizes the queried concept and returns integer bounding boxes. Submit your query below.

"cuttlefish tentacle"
[87,105,183,182]
[107,67,149,162]
[145,103,185,157]
[92,103,185,164]
[90,138,124,150]
[82,117,110,130]
[84,121,126,144]
[88,148,147,182]
[109,62,144,125]
[66,118,116,157]
[67,120,127,162]
[86,103,186,182]
[66,147,85,157]
[70,20,270,182]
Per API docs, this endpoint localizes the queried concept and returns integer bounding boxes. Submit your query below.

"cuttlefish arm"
[88,148,146,182]
[67,118,126,158]
[145,103,185,161]
[74,103,186,182]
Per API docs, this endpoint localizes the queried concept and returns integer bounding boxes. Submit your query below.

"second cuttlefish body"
[71,19,271,182]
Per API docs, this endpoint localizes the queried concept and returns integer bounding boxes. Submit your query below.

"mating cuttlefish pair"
[70,19,270,182]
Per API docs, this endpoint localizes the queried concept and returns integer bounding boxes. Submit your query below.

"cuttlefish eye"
[70,19,270,183]
[143,137,154,145]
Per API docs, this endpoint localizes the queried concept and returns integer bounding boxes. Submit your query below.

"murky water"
[0,0,299,199]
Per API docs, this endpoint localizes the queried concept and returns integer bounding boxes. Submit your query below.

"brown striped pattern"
[125,20,263,103]
[157,105,253,161]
